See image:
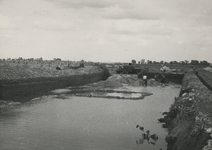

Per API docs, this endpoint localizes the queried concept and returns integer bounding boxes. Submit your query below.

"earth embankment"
[0,64,110,101]
[196,68,212,91]
[161,69,212,150]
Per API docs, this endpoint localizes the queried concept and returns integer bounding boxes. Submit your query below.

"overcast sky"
[0,0,212,63]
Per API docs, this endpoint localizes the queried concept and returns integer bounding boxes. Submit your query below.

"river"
[0,85,180,150]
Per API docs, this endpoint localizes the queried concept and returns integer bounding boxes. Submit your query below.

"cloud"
[0,14,18,37]
[43,0,115,9]
[32,18,74,31]
[0,15,17,29]
[106,19,173,38]
[109,26,173,37]
[43,0,162,20]
[102,4,162,20]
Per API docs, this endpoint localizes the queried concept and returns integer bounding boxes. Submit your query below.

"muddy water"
[0,85,180,150]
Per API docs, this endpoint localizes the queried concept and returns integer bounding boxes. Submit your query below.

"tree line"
[131,59,210,65]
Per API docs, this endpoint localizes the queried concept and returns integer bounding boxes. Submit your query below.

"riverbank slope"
[161,69,212,150]
[0,63,110,101]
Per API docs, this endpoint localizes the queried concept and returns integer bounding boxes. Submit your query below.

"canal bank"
[160,69,212,150]
[0,65,110,102]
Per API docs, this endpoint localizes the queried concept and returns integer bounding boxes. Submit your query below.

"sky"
[0,0,212,63]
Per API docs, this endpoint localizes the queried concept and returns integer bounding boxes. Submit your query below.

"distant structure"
[141,59,145,64]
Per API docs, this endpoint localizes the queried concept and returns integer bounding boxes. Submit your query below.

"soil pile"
[107,74,141,86]
[203,67,212,72]
[91,74,161,88]
[148,67,161,73]
[159,66,172,72]
[91,74,137,88]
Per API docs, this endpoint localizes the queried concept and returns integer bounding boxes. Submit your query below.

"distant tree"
[79,63,84,68]
[184,60,189,64]
[200,60,209,65]
[191,60,199,64]
[148,61,152,64]
[160,61,164,64]
[38,57,43,62]
[54,58,61,61]
[79,59,85,67]
[27,58,34,62]
[132,59,136,64]
[170,61,178,64]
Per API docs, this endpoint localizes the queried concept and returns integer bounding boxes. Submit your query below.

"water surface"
[0,85,180,150]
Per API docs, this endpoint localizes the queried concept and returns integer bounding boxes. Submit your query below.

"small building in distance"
[141,59,145,64]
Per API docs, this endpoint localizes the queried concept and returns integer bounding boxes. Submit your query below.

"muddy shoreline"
[160,70,212,150]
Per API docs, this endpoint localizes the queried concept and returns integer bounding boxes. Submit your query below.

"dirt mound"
[91,74,162,88]
[108,75,138,84]
[107,75,142,86]
[203,67,212,72]
[90,75,139,88]
[160,66,172,72]
[92,80,123,88]
[148,67,161,73]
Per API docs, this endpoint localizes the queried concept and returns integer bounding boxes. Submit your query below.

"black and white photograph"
[0,0,212,150]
